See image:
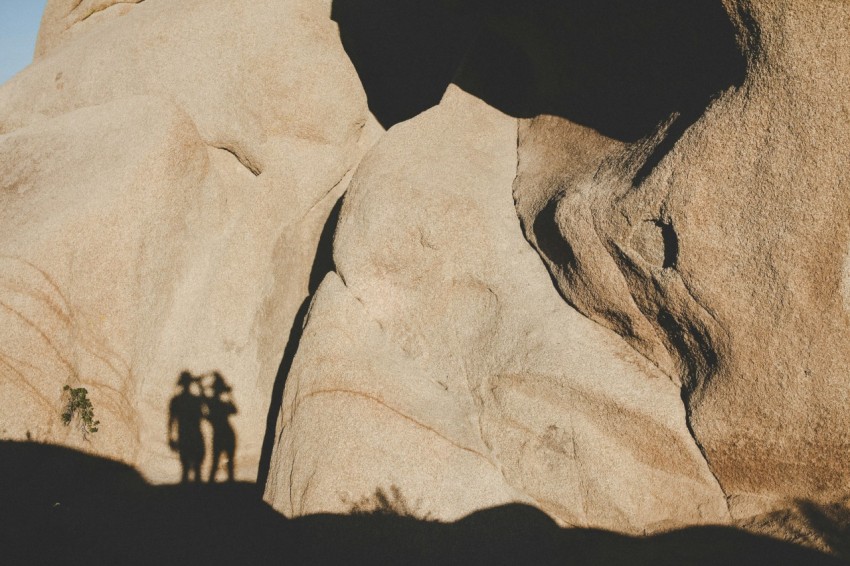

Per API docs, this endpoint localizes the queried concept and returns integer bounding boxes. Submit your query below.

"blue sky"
[0,0,49,85]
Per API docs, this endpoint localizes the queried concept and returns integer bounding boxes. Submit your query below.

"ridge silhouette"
[2,441,846,566]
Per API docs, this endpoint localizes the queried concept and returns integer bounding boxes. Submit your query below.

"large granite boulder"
[267,0,850,534]
[0,0,380,481]
[514,0,850,515]
[265,85,729,532]
[1,0,848,543]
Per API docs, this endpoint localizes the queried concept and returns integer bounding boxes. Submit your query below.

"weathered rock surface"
[266,86,729,531]
[514,0,850,514]
[1,0,849,545]
[0,0,380,481]
[268,0,850,536]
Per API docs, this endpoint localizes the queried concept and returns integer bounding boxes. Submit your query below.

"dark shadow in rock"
[331,0,480,129]
[2,442,846,566]
[256,195,344,491]
[795,499,850,558]
[532,198,575,278]
[454,0,748,140]
[333,0,748,178]
[307,195,344,296]
[254,296,309,493]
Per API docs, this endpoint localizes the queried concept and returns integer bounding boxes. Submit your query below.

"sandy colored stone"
[514,0,850,514]
[35,0,145,59]
[268,0,850,536]
[0,0,380,481]
[2,0,849,543]
[267,86,729,532]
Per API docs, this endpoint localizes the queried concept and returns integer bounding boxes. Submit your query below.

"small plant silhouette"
[347,486,432,519]
[61,385,100,436]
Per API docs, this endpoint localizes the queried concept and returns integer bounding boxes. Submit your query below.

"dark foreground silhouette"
[1,442,846,566]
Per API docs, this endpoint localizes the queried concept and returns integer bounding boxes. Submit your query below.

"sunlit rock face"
[1,0,848,539]
[513,0,850,515]
[267,0,850,533]
[0,0,380,481]
[264,85,729,532]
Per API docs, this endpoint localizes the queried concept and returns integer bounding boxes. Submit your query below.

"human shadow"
[168,370,239,484]
[204,372,238,483]
[168,371,206,483]
[332,0,751,181]
[2,441,847,566]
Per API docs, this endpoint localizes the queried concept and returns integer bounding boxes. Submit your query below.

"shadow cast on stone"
[794,499,850,558]
[331,0,480,129]
[205,372,238,483]
[256,195,344,490]
[333,0,748,181]
[2,442,846,566]
[168,371,206,483]
[169,370,239,484]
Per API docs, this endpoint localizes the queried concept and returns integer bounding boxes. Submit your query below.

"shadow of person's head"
[208,372,231,398]
[177,371,193,389]
[176,371,202,396]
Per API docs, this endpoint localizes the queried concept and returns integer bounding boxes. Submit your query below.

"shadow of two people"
[168,370,237,483]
